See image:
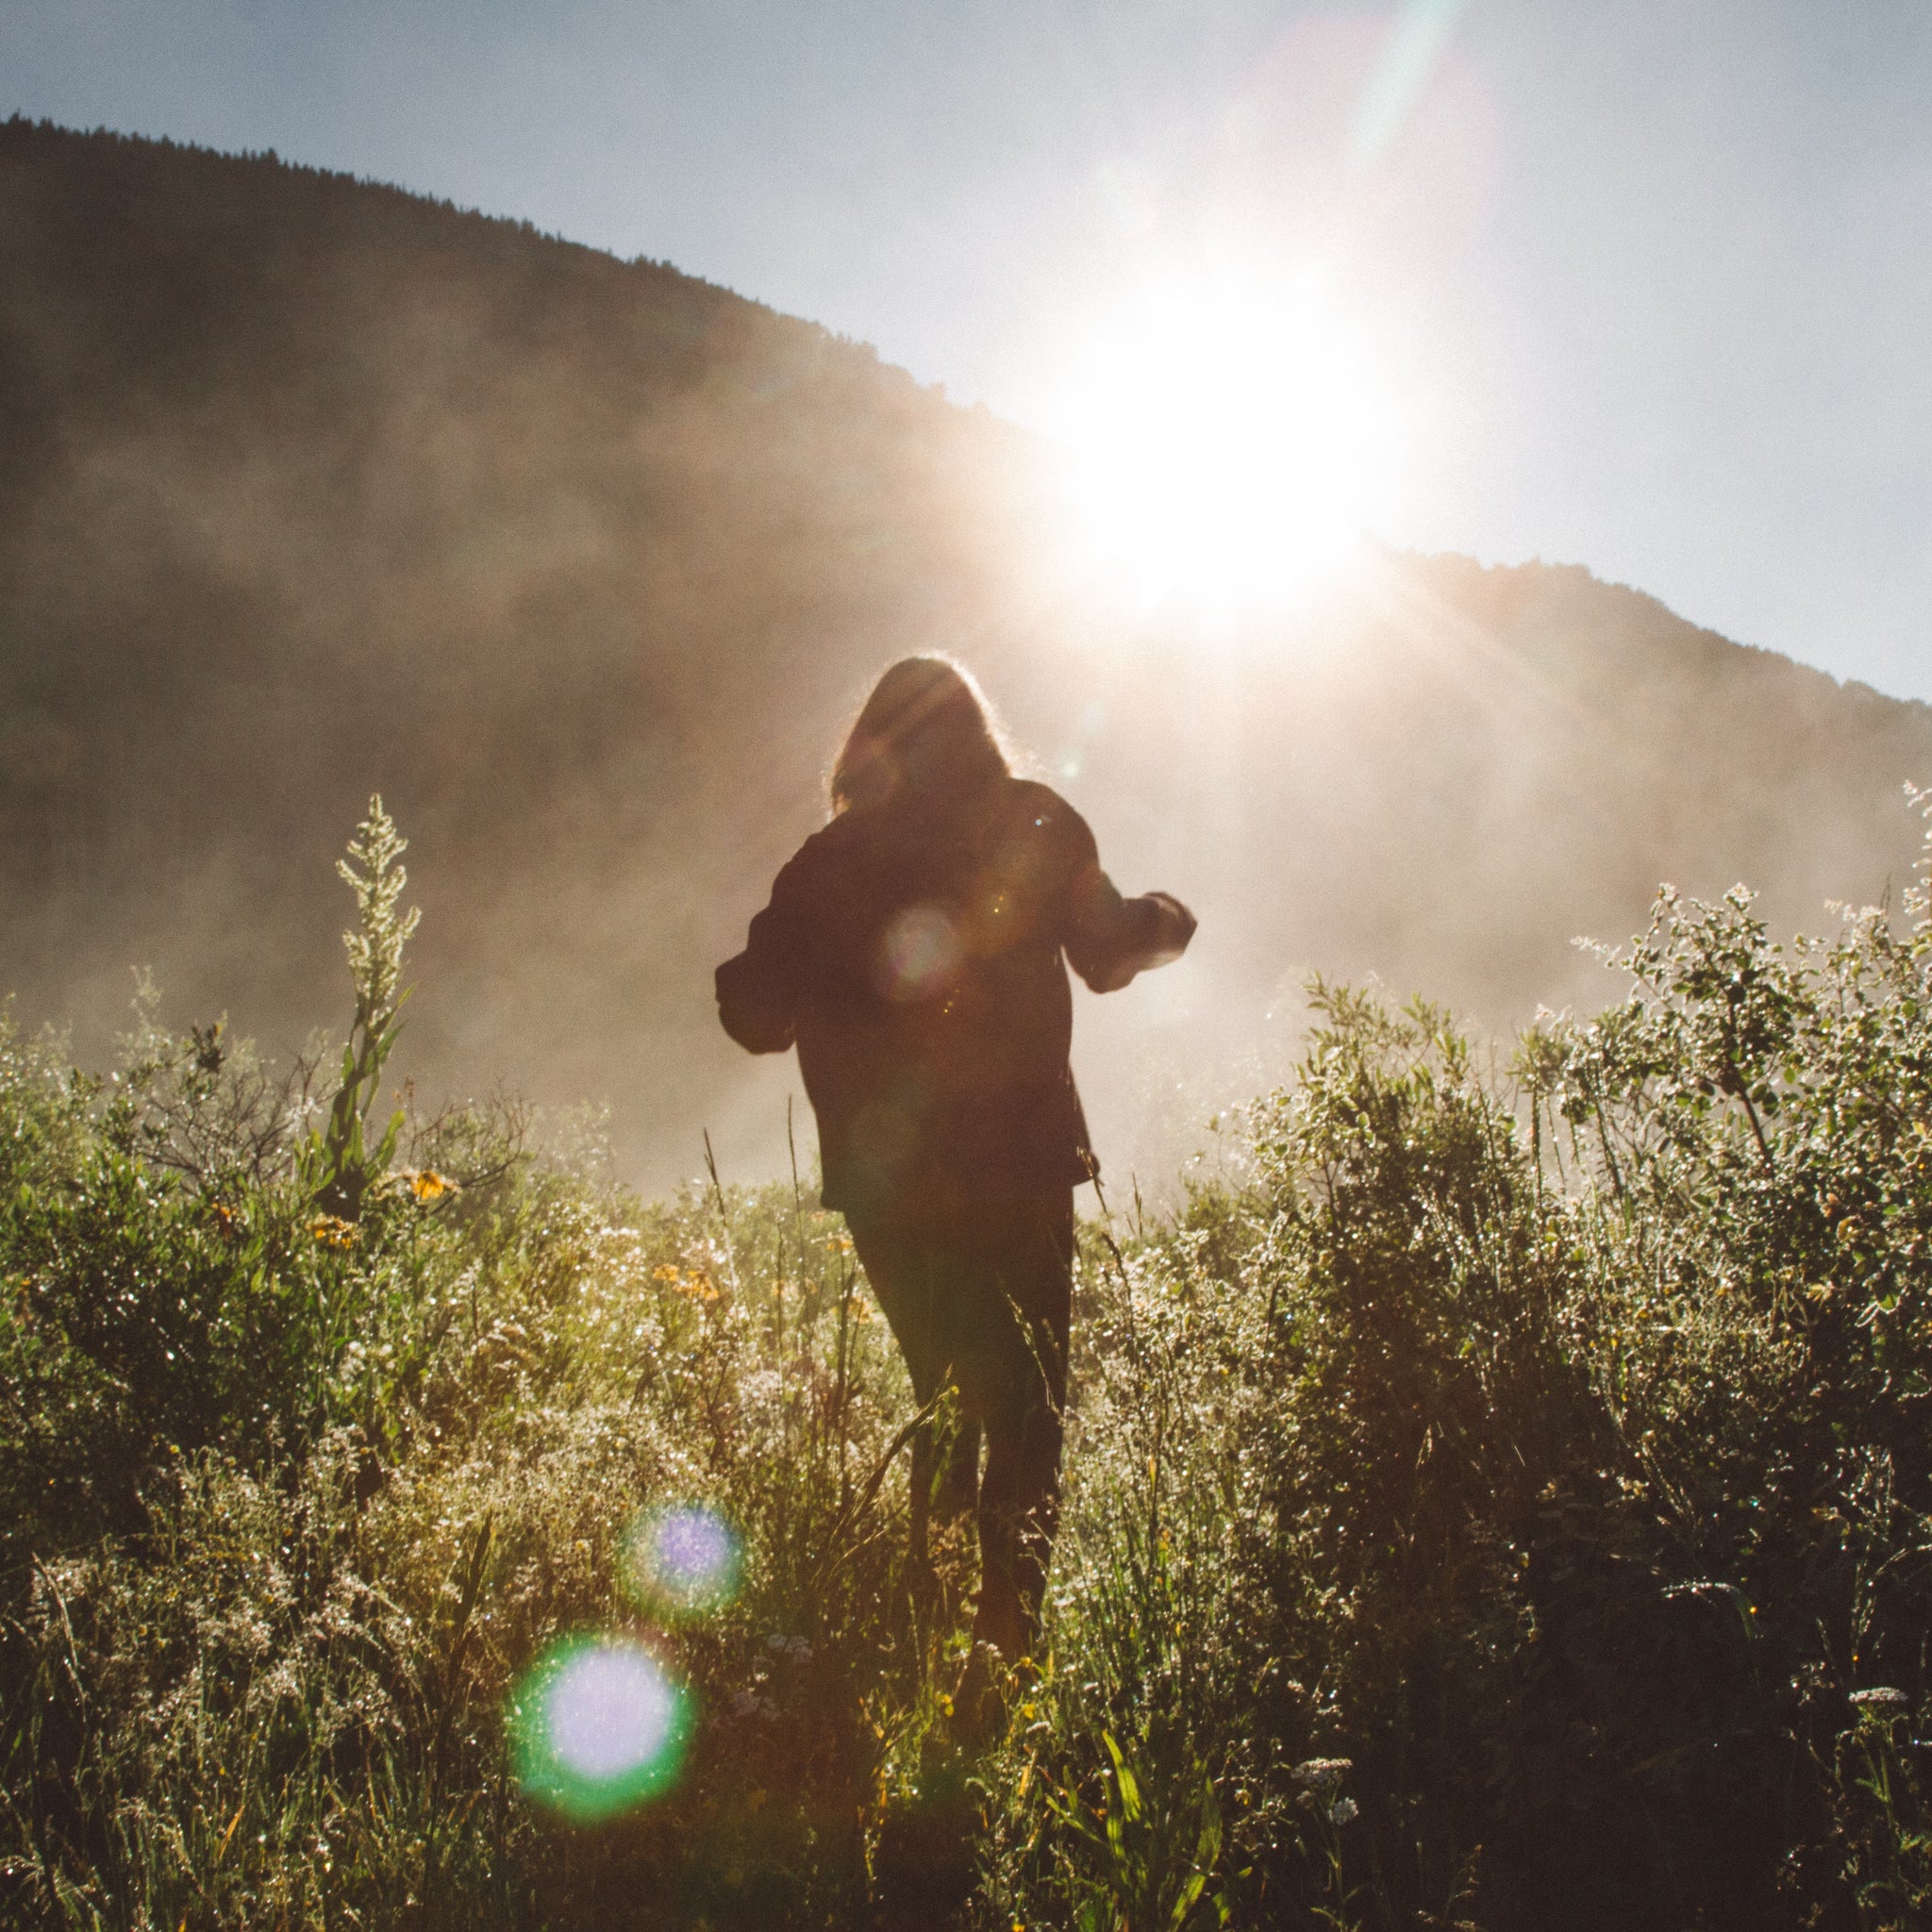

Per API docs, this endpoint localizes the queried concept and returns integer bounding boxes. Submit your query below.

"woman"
[715,657,1194,1672]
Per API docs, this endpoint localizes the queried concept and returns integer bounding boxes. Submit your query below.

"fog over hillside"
[4,119,1928,1197]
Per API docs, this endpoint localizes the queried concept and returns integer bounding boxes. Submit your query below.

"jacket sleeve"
[1058,808,1197,995]
[715,856,809,1055]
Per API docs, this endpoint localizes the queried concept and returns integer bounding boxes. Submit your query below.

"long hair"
[830,657,1012,814]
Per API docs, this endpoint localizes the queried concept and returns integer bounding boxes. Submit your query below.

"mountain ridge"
[3,118,1926,1192]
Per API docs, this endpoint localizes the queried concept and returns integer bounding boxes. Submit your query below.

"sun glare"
[1046,268,1407,613]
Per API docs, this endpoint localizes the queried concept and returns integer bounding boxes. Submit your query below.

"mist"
[4,121,1928,1205]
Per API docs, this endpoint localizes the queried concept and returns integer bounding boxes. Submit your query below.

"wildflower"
[406,1168,455,1202]
[654,1264,719,1301]
[1293,1757,1353,1790]
[1328,1796,1358,1826]
[1850,1687,1909,1710]
[309,1215,359,1250]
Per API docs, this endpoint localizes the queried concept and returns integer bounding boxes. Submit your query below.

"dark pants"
[846,1191,1074,1661]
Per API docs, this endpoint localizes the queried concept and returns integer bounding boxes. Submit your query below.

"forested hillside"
[3,117,1927,1193]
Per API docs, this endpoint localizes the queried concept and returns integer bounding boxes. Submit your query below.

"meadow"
[2,796,1930,1931]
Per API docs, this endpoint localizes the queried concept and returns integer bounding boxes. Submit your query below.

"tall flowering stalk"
[305,794,421,1217]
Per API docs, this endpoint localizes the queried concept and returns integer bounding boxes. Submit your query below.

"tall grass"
[2,798,1930,1928]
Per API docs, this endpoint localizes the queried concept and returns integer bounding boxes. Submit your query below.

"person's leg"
[929,1408,982,1533]
[966,1192,1074,1664]
[846,1216,981,1574]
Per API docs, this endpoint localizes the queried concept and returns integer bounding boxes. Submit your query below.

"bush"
[4,798,1931,1929]
[0,806,942,1929]
[984,797,1932,1932]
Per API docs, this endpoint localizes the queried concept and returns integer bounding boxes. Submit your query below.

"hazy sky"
[6,0,1928,700]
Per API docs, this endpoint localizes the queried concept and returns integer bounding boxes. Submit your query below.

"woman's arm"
[1057,806,1196,993]
[715,860,808,1054]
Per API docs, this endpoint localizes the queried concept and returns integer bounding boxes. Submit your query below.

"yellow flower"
[408,1169,453,1202]
[309,1215,359,1250]
[654,1263,719,1301]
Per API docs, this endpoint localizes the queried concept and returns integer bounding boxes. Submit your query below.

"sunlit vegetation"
[4,799,1932,1930]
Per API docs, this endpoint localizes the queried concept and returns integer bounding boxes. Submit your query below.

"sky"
[5,0,1929,701]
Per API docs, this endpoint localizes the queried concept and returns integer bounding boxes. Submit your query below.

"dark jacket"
[716,776,1195,1218]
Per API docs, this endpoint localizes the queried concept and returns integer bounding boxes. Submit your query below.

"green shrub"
[5,800,1932,1929]
[984,797,1932,1932]
[0,808,939,1930]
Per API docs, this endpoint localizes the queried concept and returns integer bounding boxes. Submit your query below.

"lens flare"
[875,905,960,1002]
[621,1503,743,1617]
[508,1635,691,1822]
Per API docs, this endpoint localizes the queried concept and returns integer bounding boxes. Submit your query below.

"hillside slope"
[3,119,1927,1191]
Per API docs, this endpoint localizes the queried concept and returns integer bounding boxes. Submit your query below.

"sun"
[1043,266,1407,613]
